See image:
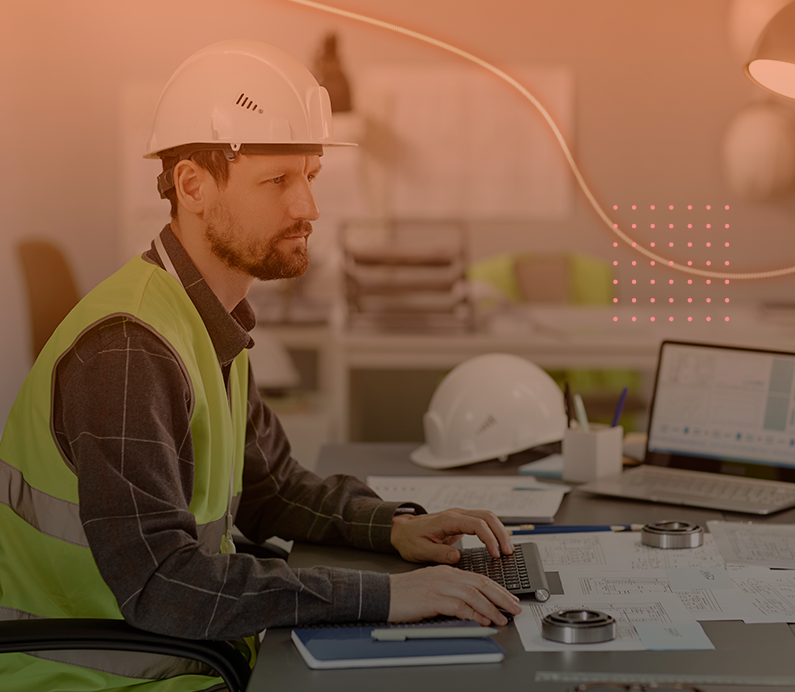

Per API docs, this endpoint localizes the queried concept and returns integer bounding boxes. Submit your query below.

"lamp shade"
[746,1,795,98]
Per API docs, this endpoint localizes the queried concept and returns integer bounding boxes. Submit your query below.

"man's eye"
[270,175,285,184]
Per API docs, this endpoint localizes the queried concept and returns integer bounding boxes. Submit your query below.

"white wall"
[3,0,795,431]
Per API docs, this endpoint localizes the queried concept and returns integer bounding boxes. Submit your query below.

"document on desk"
[728,566,795,623]
[367,476,565,523]
[708,520,795,569]
[514,594,713,652]
[594,532,726,570]
[557,568,759,622]
[462,532,726,570]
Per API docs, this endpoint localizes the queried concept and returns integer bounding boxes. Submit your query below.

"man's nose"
[293,182,320,221]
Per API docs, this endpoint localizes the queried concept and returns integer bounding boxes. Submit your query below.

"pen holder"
[562,424,623,483]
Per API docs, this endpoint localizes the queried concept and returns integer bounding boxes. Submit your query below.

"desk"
[259,306,795,442]
[249,443,795,692]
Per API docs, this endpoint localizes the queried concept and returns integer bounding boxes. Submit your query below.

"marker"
[611,386,629,427]
[371,627,499,641]
[573,393,590,432]
[507,524,645,535]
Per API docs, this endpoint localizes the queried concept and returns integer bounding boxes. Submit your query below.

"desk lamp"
[746,1,795,98]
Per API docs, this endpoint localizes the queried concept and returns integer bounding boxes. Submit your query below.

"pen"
[371,627,498,641]
[507,524,645,535]
[564,382,572,428]
[611,386,629,427]
[573,393,590,432]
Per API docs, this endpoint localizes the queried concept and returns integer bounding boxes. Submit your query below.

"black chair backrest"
[0,618,251,692]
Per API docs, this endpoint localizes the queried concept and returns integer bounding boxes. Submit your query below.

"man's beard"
[204,212,312,281]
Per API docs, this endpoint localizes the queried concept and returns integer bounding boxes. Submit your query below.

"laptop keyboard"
[623,466,795,507]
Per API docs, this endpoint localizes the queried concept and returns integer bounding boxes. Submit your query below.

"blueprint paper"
[472,531,725,570]
[729,568,795,622]
[558,569,759,622]
[708,520,795,568]
[665,567,735,591]
[514,593,703,652]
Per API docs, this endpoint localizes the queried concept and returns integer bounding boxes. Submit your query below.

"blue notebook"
[291,620,505,669]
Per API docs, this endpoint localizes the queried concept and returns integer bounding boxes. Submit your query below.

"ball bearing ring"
[641,520,704,549]
[541,609,617,644]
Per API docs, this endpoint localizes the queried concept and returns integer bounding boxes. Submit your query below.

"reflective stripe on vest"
[0,458,242,552]
[0,457,86,547]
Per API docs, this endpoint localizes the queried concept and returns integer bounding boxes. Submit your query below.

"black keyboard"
[455,542,550,601]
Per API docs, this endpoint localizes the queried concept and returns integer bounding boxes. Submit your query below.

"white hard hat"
[145,39,355,196]
[411,353,567,469]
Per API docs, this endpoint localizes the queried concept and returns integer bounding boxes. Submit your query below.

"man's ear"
[173,160,213,215]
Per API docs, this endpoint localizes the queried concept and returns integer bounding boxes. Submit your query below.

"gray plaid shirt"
[50,226,413,639]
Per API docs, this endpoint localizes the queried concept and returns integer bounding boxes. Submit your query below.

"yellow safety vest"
[0,253,249,691]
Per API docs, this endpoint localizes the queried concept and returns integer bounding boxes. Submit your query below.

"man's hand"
[390,508,514,564]
[388,566,522,625]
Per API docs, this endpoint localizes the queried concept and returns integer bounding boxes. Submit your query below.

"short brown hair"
[161,149,230,218]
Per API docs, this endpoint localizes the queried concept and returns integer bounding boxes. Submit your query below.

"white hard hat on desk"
[411,353,567,469]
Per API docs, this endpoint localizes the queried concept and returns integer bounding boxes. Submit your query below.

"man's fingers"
[439,509,513,558]
[420,542,461,565]
[463,509,515,556]
[450,578,511,625]
[390,507,515,564]
[436,571,521,625]
[388,566,522,624]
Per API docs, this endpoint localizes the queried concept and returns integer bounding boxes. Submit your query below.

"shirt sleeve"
[53,316,397,639]
[234,365,423,554]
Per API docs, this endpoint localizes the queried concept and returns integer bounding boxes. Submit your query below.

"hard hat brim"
[144,140,357,160]
[410,444,503,469]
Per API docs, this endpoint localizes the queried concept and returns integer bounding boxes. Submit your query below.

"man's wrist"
[390,511,416,550]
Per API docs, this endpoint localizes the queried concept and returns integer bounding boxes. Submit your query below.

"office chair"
[0,538,291,691]
[0,535,293,691]
[0,618,252,692]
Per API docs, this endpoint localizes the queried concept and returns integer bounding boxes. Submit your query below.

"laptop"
[579,340,795,515]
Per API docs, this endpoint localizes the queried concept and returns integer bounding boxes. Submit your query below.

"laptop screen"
[645,340,795,483]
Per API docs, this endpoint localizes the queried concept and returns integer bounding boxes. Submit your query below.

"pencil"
[507,524,645,535]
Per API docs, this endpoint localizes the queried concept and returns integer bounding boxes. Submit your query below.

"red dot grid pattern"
[610,203,731,324]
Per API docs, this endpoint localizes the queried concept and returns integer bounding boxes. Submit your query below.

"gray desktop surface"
[249,443,795,692]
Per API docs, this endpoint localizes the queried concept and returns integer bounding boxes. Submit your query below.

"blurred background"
[4,0,795,466]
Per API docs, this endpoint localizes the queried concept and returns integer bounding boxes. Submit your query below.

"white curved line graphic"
[287,0,795,281]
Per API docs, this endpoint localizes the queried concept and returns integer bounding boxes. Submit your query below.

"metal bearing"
[541,609,616,644]
[641,520,704,549]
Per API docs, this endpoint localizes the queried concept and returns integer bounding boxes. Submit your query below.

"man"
[0,40,520,691]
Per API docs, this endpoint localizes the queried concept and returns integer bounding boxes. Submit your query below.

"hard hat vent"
[476,414,497,436]
[235,92,261,113]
